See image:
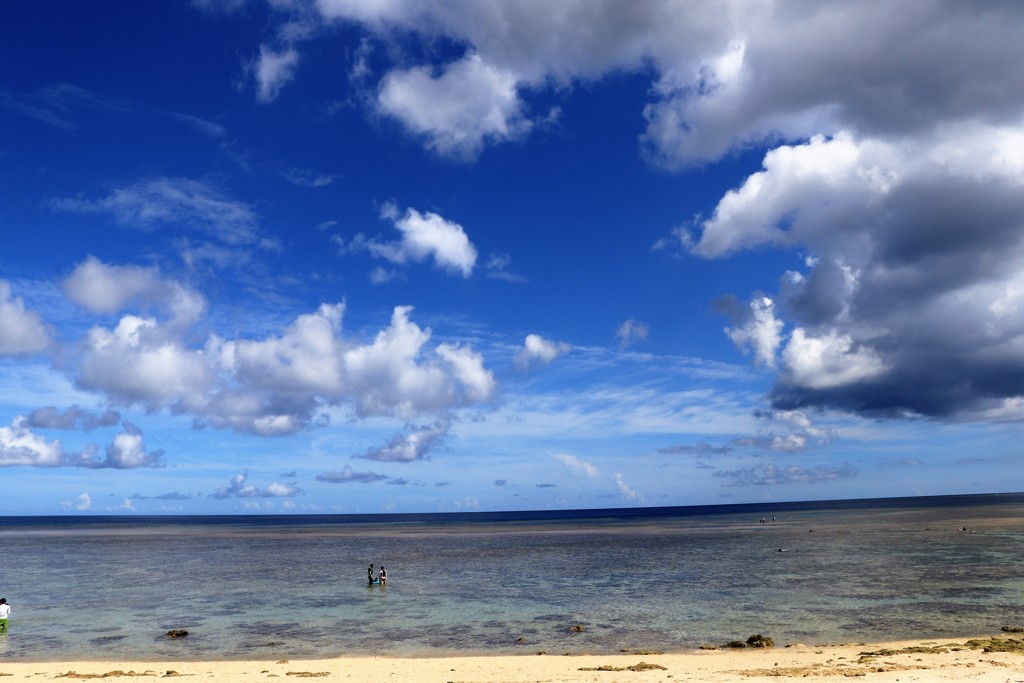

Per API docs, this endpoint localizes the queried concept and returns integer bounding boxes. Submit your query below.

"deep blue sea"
[0,493,1022,661]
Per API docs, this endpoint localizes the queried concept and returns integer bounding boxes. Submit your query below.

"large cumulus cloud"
[65,259,495,435]
[692,127,1024,420]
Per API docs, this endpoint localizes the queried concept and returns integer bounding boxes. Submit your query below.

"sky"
[2,0,1023,515]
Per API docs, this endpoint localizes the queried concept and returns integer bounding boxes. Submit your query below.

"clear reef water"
[0,493,1021,661]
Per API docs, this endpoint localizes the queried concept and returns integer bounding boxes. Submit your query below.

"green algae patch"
[579,662,667,672]
[963,637,1024,654]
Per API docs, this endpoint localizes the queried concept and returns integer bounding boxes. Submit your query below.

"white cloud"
[615,319,649,349]
[254,45,300,102]
[0,417,163,469]
[363,421,449,462]
[78,314,218,409]
[0,418,65,466]
[781,328,887,391]
[377,53,530,159]
[554,452,598,478]
[435,343,495,402]
[211,471,303,498]
[514,334,570,369]
[340,306,494,419]
[364,205,478,277]
[0,280,51,356]
[721,296,782,369]
[95,421,164,469]
[224,302,347,399]
[61,492,92,511]
[765,409,837,448]
[63,257,206,327]
[686,133,896,259]
[70,292,494,435]
[613,472,641,501]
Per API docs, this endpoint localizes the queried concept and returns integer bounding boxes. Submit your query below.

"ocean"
[0,493,1021,661]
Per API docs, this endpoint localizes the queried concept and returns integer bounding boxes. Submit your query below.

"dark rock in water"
[1002,626,1024,633]
[746,634,774,648]
[517,636,528,644]
[568,623,586,632]
[166,629,189,638]
[726,640,747,648]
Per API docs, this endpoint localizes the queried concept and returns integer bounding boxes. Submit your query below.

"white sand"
[1,636,1022,682]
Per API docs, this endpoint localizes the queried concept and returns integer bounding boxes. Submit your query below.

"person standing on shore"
[0,598,10,634]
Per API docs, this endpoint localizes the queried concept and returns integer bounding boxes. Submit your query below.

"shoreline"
[1,635,1021,682]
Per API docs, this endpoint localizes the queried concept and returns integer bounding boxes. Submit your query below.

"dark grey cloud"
[713,463,857,487]
[658,442,733,455]
[772,182,1024,417]
[695,137,1024,422]
[316,466,388,484]
[131,492,193,501]
[25,405,121,431]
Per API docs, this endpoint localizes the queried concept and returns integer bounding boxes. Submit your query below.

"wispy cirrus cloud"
[252,45,300,103]
[0,83,223,135]
[554,453,599,478]
[52,177,262,247]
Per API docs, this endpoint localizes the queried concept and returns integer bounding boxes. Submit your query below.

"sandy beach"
[1,636,1022,682]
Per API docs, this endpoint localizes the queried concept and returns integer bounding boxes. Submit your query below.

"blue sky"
[2,0,1023,514]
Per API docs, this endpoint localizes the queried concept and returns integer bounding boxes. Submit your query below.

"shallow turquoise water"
[0,494,1021,661]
